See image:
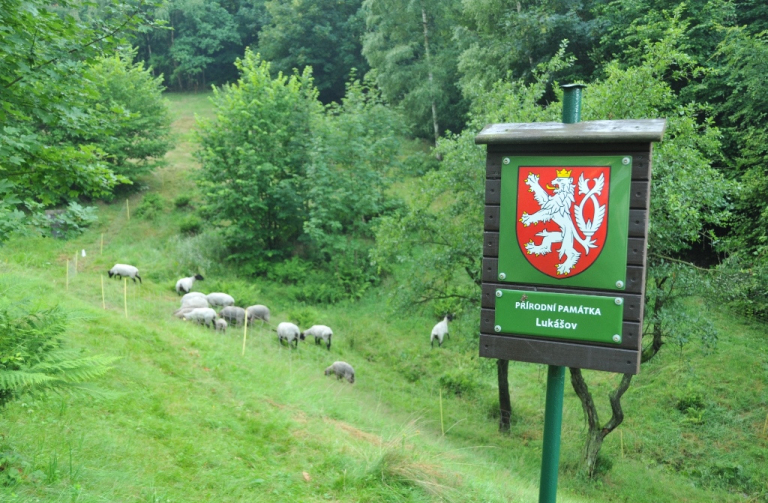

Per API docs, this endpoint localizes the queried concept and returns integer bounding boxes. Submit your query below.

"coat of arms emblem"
[516,166,610,278]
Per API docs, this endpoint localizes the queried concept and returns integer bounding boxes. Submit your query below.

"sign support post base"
[539,364,565,503]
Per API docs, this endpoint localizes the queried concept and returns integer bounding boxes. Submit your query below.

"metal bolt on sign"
[614,297,623,305]
[494,325,502,332]
[622,157,631,165]
[499,272,506,280]
[503,157,511,165]
[612,334,621,343]
[496,290,503,297]
[615,280,624,289]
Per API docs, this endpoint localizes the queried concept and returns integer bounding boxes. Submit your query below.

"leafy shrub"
[180,215,203,235]
[174,194,192,209]
[268,257,312,284]
[47,202,98,239]
[438,369,477,397]
[135,193,165,220]
[86,47,173,182]
[172,230,227,277]
[285,306,321,328]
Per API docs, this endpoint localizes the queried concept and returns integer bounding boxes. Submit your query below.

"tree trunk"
[420,4,442,159]
[497,359,512,432]
[569,368,633,478]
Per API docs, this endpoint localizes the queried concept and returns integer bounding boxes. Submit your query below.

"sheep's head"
[324,368,331,376]
[108,270,114,278]
[195,274,204,280]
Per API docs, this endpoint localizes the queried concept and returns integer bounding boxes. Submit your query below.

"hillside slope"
[0,93,765,503]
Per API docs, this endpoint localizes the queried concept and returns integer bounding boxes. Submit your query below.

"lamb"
[175,274,204,295]
[277,322,304,348]
[206,292,235,307]
[181,307,217,328]
[219,306,246,326]
[324,361,355,384]
[180,294,209,309]
[108,264,142,283]
[302,325,333,350]
[246,305,270,325]
[215,318,228,333]
[430,314,453,348]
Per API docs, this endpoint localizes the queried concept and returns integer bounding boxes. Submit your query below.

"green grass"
[1,92,767,502]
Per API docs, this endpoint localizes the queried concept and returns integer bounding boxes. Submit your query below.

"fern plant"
[0,306,118,408]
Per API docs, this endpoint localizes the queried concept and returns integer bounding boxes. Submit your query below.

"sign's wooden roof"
[475,119,667,145]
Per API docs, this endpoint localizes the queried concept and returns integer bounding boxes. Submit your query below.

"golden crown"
[555,168,572,178]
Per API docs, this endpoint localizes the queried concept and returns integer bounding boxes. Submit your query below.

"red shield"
[516,166,610,278]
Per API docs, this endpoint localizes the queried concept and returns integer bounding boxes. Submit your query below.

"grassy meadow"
[0,93,766,503]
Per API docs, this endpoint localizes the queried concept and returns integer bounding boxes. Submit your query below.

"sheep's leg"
[136,275,141,284]
[327,336,331,351]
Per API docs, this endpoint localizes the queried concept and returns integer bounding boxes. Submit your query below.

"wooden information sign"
[476,119,666,374]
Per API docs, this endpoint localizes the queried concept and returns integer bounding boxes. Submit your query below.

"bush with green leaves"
[0,306,118,410]
[196,50,319,268]
[135,193,166,220]
[48,202,99,239]
[85,48,173,181]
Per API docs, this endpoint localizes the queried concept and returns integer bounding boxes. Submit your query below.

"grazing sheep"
[176,274,204,295]
[206,292,235,307]
[246,305,270,325]
[215,318,228,333]
[324,361,355,384]
[302,325,333,350]
[180,295,209,309]
[277,322,303,348]
[181,307,217,328]
[219,306,246,326]
[108,264,142,283]
[430,314,453,348]
[173,307,196,319]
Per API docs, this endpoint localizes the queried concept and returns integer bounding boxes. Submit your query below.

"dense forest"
[2,0,768,500]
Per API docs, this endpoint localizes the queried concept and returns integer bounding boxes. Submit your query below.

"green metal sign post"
[538,84,585,503]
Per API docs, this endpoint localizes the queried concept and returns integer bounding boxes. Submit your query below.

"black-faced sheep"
[108,264,142,283]
[176,274,204,295]
[324,361,355,383]
[302,325,333,350]
[277,322,303,348]
[430,314,453,348]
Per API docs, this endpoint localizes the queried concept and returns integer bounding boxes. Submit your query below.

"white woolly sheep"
[108,264,142,283]
[246,305,271,326]
[219,306,246,326]
[324,361,355,384]
[182,307,217,328]
[176,274,204,295]
[430,314,453,348]
[180,295,209,309]
[302,325,333,350]
[206,292,235,307]
[277,322,304,348]
[215,318,228,333]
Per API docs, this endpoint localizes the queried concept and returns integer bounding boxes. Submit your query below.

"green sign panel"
[494,289,624,344]
[498,155,632,291]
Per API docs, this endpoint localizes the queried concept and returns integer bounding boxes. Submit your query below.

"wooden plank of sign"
[628,209,648,238]
[480,334,641,374]
[630,181,650,209]
[486,179,501,205]
[485,206,500,232]
[481,283,644,322]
